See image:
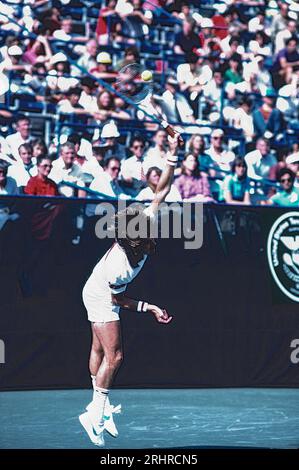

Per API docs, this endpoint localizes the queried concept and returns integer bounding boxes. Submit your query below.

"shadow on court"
[0,389,299,449]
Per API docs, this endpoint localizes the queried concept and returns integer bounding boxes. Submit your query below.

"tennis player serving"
[79,133,181,447]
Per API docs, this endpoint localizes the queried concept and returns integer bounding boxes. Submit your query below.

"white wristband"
[137,301,149,312]
[167,155,178,166]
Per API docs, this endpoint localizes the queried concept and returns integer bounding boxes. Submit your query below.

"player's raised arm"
[149,133,182,214]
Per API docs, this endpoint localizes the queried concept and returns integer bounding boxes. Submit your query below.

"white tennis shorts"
[82,278,120,323]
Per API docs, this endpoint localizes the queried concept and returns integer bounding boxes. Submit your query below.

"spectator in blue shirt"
[222,157,251,205]
[269,168,299,207]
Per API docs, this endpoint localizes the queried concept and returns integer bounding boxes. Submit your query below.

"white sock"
[91,374,96,400]
[93,387,109,426]
[91,375,110,416]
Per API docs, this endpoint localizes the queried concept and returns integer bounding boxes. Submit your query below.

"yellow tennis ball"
[141,70,153,82]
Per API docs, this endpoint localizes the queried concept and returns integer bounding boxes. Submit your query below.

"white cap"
[96,51,112,64]
[286,152,299,164]
[200,18,214,28]
[115,0,133,15]
[101,120,120,138]
[50,52,68,65]
[192,13,203,24]
[8,45,23,56]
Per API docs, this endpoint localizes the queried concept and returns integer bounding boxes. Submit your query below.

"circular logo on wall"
[267,211,299,302]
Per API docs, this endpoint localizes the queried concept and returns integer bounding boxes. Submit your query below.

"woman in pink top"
[174,154,215,202]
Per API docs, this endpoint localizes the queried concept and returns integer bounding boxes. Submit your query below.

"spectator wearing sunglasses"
[120,136,148,197]
[89,157,128,200]
[268,168,299,207]
[205,128,235,200]
[24,156,58,196]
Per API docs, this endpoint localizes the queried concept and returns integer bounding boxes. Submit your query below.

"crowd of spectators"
[0,0,298,209]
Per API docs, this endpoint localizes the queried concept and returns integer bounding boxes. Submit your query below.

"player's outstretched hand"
[148,304,173,324]
[168,132,183,154]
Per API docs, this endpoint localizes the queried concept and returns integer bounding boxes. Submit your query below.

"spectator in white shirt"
[49,142,85,197]
[57,87,88,115]
[76,39,98,74]
[248,30,271,57]
[79,77,99,113]
[275,20,298,54]
[5,116,32,161]
[53,17,88,43]
[232,96,254,143]
[0,135,13,164]
[201,68,224,116]
[89,157,125,199]
[7,143,37,190]
[143,129,168,173]
[245,138,277,181]
[67,134,104,181]
[120,135,148,196]
[160,76,196,124]
[205,128,235,199]
[137,166,182,202]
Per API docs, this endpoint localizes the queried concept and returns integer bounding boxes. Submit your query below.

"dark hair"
[81,76,97,88]
[255,30,271,45]
[277,168,295,183]
[37,155,52,166]
[66,87,81,97]
[67,133,81,145]
[16,115,30,124]
[230,52,241,63]
[229,35,241,46]
[0,159,9,172]
[32,63,47,74]
[146,166,162,192]
[130,135,146,148]
[146,166,162,179]
[114,205,155,267]
[231,157,247,178]
[124,45,140,60]
[55,60,70,74]
[181,154,200,177]
[32,138,48,156]
[238,95,252,107]
[104,156,120,168]
[97,90,114,110]
[286,36,298,46]
[189,134,206,155]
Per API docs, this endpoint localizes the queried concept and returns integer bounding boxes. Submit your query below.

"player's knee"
[91,344,103,356]
[114,350,123,367]
[106,350,123,369]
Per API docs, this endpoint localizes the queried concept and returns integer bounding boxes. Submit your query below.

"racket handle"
[163,124,184,146]
[161,120,184,145]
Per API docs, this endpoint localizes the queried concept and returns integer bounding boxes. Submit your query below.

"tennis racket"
[115,62,183,144]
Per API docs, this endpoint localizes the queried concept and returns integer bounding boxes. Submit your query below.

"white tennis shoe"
[86,401,121,438]
[79,412,105,447]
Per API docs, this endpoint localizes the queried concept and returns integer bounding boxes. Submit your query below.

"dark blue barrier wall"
[0,197,298,390]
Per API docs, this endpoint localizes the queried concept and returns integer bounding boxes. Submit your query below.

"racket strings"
[114,62,152,104]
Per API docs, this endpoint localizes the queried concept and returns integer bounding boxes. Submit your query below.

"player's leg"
[93,320,123,389]
[86,322,121,438]
[89,322,104,388]
[84,321,123,443]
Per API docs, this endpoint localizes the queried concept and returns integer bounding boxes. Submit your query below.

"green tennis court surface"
[0,389,298,449]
